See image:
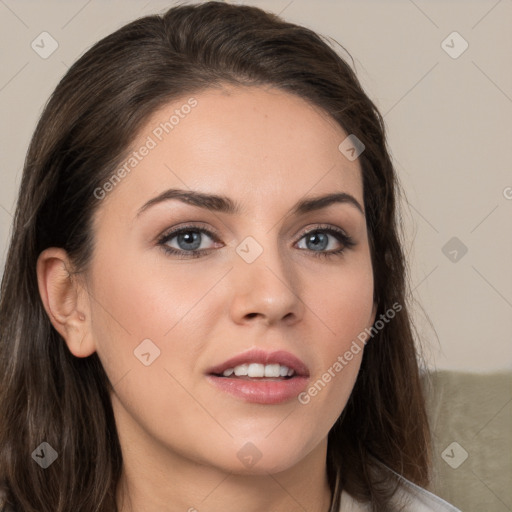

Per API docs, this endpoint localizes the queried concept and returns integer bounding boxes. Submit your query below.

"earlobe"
[36,247,96,358]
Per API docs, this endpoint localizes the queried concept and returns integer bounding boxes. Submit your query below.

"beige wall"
[0,0,510,372]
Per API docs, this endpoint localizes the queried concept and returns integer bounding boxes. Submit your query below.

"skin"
[37,85,376,512]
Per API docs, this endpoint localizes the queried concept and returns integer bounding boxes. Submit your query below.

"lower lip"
[206,375,309,404]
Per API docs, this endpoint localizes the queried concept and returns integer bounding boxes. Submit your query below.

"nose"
[228,239,305,327]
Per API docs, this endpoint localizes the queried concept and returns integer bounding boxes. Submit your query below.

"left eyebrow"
[293,192,364,216]
[136,189,364,218]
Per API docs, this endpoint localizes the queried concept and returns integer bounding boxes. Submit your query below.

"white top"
[339,476,461,511]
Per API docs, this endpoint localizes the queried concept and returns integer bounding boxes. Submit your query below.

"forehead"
[96,84,363,219]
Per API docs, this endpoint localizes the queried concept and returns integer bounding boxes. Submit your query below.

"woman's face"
[86,85,375,475]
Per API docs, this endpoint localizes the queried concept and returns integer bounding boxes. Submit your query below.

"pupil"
[307,233,327,251]
[178,231,201,250]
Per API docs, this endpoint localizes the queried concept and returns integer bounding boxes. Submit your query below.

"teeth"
[222,363,295,378]
[264,364,280,378]
[234,364,248,376]
[248,363,265,377]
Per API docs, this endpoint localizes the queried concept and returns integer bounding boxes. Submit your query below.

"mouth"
[206,349,310,405]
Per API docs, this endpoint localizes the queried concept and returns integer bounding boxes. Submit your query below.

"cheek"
[308,255,374,348]
[297,255,374,412]
[89,244,222,335]
[85,249,203,378]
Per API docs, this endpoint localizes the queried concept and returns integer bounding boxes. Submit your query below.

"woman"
[0,2,461,511]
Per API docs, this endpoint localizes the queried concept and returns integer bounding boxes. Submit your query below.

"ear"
[36,247,96,358]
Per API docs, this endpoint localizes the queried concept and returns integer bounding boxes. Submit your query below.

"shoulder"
[339,477,461,512]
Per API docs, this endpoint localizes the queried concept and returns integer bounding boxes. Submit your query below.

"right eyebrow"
[136,189,240,218]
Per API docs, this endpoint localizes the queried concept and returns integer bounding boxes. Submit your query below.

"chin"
[222,452,309,476]
[216,433,321,476]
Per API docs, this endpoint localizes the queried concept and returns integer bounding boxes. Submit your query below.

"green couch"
[422,371,512,511]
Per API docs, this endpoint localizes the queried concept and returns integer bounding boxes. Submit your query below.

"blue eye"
[296,226,355,258]
[157,224,354,259]
[158,225,219,258]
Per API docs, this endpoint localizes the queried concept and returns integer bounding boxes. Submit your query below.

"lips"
[205,349,310,405]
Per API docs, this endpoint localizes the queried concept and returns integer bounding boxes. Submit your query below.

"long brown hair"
[0,2,431,510]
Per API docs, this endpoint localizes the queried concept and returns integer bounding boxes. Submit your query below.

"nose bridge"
[229,232,303,324]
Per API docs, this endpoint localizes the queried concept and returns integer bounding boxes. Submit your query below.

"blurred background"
[0,1,510,510]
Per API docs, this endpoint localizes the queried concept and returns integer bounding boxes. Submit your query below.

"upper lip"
[207,349,310,377]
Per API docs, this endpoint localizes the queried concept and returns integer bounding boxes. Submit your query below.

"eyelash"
[157,223,355,260]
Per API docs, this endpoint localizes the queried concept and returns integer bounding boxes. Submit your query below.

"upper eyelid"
[295,223,350,239]
[159,222,220,239]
